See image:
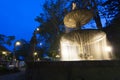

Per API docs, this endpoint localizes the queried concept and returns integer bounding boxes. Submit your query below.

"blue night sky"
[0,0,44,41]
[0,0,107,50]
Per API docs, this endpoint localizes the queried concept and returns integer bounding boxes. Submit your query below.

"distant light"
[37,58,40,61]
[15,41,21,46]
[40,43,42,46]
[56,55,60,58]
[105,46,112,52]
[36,28,40,31]
[2,51,7,55]
[34,52,37,56]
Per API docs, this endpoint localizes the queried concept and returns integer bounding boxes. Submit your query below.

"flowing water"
[60,30,113,61]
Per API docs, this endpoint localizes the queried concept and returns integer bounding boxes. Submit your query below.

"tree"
[0,34,15,61]
[102,0,120,20]
[103,13,120,59]
[14,39,31,61]
[35,0,70,34]
[35,0,70,57]
[0,34,15,46]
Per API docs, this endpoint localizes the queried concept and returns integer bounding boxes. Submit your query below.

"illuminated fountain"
[60,30,113,61]
[60,3,113,61]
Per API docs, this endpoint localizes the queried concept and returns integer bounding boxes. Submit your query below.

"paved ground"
[0,71,25,80]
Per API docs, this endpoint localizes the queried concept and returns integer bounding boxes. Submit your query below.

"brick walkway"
[0,71,25,80]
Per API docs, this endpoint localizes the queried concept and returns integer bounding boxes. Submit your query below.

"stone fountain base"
[26,60,120,80]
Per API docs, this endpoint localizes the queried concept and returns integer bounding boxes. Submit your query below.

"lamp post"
[14,41,21,68]
[2,51,7,55]
[2,51,8,60]
[14,41,22,57]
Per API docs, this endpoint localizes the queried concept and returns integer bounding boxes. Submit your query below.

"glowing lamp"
[15,41,21,46]
[34,52,37,56]
[36,28,40,31]
[2,51,7,55]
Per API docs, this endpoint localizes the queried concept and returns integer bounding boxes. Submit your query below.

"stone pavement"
[0,71,25,80]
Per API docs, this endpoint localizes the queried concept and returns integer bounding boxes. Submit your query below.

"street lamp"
[15,41,21,46]
[2,51,8,60]
[13,41,22,68]
[14,41,21,60]
[2,51,7,55]
[36,28,40,32]
[33,51,40,61]
[34,52,38,56]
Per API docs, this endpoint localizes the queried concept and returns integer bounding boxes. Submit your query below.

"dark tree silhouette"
[35,0,70,56]
[0,34,15,46]
[14,39,31,61]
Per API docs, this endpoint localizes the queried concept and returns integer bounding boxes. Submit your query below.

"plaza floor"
[0,71,25,80]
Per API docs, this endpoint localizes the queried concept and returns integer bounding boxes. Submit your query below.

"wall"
[26,60,120,80]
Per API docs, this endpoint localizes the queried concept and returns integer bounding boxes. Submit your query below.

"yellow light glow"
[34,52,37,56]
[2,51,7,55]
[60,31,113,60]
[37,58,40,61]
[60,41,81,61]
[56,55,60,58]
[105,46,112,52]
[37,28,40,31]
[15,41,21,46]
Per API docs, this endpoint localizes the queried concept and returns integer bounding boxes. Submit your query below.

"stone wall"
[26,61,120,80]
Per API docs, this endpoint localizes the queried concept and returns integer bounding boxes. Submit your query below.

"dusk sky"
[0,0,44,41]
[0,0,107,47]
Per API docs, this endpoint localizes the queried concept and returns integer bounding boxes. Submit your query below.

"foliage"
[35,0,70,33]
[101,0,120,19]
[0,34,15,46]
[35,0,70,56]
[103,12,120,59]
[101,0,120,53]
[14,39,31,61]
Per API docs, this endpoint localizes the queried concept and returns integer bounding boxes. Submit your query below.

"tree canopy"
[0,34,15,46]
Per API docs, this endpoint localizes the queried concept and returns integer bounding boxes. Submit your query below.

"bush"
[0,66,20,75]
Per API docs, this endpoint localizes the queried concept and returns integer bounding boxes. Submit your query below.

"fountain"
[60,3,113,61]
[60,30,113,60]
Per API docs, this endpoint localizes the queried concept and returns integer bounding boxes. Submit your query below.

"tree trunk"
[93,11,103,29]
[92,0,103,29]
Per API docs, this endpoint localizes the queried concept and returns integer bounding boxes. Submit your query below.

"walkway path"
[0,71,25,80]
